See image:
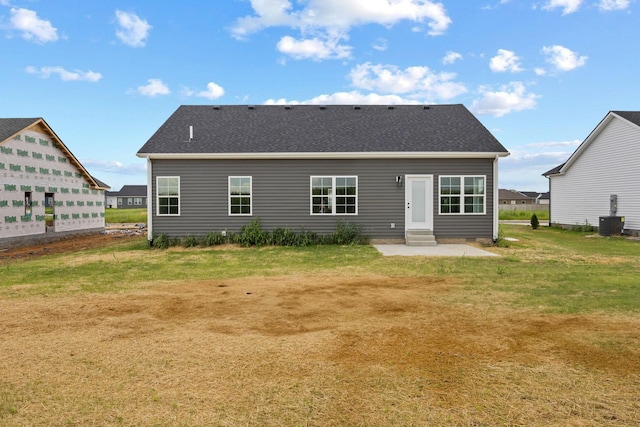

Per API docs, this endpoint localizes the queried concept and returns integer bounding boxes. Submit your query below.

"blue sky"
[1,0,638,192]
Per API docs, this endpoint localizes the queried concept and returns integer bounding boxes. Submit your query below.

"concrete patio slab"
[374,244,499,257]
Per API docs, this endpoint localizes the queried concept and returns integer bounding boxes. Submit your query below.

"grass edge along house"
[137,104,509,246]
[0,118,109,248]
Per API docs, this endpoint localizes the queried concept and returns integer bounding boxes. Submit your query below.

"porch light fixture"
[395,175,403,187]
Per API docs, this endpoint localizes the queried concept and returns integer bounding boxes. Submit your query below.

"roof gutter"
[136,151,511,160]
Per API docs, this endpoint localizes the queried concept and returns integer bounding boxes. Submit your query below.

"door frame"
[404,174,434,232]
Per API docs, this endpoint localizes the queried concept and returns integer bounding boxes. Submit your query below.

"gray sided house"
[105,185,147,209]
[0,118,109,248]
[137,105,509,245]
[544,111,640,236]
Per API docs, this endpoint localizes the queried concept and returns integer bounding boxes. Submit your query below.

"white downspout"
[146,157,153,245]
[493,155,499,241]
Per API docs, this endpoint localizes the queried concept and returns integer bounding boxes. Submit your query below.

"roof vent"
[319,106,327,110]
[189,125,194,142]
[387,106,395,110]
[213,106,220,110]
[353,105,361,110]
[248,105,255,110]
[423,105,430,110]
[284,105,292,110]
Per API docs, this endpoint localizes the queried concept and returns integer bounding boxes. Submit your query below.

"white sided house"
[0,118,109,248]
[544,111,640,236]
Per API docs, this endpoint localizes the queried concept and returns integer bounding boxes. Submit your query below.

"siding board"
[150,158,495,241]
[550,116,640,234]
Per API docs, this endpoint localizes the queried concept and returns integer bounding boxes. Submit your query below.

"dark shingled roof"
[613,111,640,127]
[106,185,146,197]
[0,118,40,143]
[1,117,109,190]
[137,104,508,155]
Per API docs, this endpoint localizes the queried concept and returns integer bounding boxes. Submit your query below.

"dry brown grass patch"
[1,274,639,426]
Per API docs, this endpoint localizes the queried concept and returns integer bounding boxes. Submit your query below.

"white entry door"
[405,175,434,231]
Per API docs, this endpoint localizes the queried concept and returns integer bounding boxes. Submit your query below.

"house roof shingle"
[106,185,146,197]
[0,118,41,142]
[612,111,640,127]
[137,104,509,156]
[1,117,108,190]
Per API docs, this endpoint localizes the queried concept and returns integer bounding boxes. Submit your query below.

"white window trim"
[438,175,486,215]
[156,176,180,216]
[228,176,252,216]
[310,176,358,216]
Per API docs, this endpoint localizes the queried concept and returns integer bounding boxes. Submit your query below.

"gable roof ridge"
[0,117,107,190]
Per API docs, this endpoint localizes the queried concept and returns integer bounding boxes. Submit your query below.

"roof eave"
[136,151,510,160]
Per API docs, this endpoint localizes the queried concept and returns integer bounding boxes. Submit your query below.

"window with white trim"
[134,197,143,206]
[311,176,357,215]
[229,176,252,215]
[157,176,180,216]
[439,176,485,214]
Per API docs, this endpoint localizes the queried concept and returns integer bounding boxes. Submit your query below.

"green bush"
[153,233,170,249]
[332,220,369,245]
[183,235,199,248]
[203,231,226,246]
[530,213,540,230]
[237,218,270,247]
[568,221,597,233]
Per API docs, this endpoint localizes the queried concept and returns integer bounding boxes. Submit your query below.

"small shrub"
[153,233,170,249]
[238,217,270,247]
[203,231,226,246]
[333,220,369,245]
[569,220,597,233]
[530,213,540,230]
[183,235,199,248]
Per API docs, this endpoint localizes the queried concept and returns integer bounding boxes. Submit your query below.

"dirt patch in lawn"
[1,273,639,426]
[0,230,142,262]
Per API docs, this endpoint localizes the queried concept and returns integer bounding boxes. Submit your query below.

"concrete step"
[405,229,437,247]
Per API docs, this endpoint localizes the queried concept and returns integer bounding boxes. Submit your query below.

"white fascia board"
[137,151,510,160]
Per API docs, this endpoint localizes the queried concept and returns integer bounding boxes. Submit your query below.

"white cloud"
[349,62,467,100]
[541,0,583,14]
[372,37,388,52]
[277,34,352,60]
[598,0,630,10]
[233,0,451,37]
[442,51,462,65]
[264,91,422,105]
[134,79,170,97]
[471,82,539,117]
[9,8,58,43]
[499,140,581,190]
[489,49,523,73]
[542,45,587,71]
[26,66,102,82]
[534,67,547,76]
[232,0,451,60]
[115,10,152,47]
[182,82,225,100]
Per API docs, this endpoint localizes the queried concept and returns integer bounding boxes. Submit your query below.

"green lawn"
[104,208,147,224]
[2,224,639,314]
[2,224,639,426]
[499,209,550,220]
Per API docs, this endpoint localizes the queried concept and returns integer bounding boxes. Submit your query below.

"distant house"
[499,189,533,205]
[521,191,550,205]
[105,185,147,209]
[0,118,109,248]
[544,111,640,236]
[137,105,509,245]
